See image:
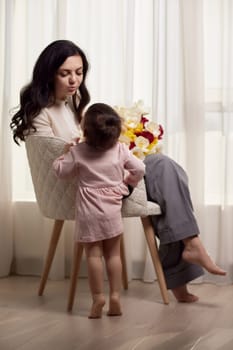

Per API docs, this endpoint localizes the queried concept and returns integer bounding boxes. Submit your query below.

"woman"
[10,39,225,303]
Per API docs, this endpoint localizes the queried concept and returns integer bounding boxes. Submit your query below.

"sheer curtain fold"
[203,0,233,281]
[0,0,13,276]
[180,0,205,237]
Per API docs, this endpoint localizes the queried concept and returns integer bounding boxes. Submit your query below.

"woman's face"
[54,55,84,100]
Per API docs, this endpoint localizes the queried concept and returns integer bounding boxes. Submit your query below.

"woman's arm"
[31,108,80,151]
[29,110,55,138]
[30,105,81,143]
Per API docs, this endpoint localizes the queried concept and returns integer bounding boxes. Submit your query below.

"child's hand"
[70,137,81,145]
[63,143,73,153]
[63,137,80,153]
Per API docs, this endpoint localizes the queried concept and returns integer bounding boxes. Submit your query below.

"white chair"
[25,135,169,311]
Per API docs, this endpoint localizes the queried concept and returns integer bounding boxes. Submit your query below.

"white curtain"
[1,0,232,284]
[202,0,233,283]
[0,0,13,276]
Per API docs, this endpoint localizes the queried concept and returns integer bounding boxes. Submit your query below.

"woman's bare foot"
[182,236,226,275]
[107,295,122,316]
[88,294,106,319]
[172,285,199,303]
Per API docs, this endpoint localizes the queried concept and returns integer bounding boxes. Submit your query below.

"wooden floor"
[0,276,233,350]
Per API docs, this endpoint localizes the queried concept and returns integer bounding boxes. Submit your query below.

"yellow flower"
[134,122,144,133]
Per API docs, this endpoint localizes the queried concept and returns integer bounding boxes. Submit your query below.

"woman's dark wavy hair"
[83,103,122,151]
[10,40,90,144]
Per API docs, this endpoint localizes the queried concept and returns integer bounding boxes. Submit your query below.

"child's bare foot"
[172,285,199,303]
[182,236,226,276]
[107,295,122,316]
[88,294,106,319]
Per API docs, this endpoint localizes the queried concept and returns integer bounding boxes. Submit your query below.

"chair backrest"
[25,135,161,220]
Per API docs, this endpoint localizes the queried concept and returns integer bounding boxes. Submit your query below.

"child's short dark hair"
[83,103,122,150]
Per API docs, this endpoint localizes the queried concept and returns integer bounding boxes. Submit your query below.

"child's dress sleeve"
[53,148,77,179]
[122,144,145,187]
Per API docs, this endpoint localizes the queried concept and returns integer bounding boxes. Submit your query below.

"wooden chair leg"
[38,219,64,296]
[67,242,84,312]
[141,216,169,305]
[120,235,128,290]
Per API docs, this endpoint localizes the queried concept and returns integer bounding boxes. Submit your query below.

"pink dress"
[53,142,145,242]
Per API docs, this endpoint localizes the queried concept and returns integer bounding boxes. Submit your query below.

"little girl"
[53,103,145,318]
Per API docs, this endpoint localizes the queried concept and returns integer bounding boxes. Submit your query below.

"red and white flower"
[114,100,164,160]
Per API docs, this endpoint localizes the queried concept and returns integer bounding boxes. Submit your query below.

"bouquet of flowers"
[114,100,164,160]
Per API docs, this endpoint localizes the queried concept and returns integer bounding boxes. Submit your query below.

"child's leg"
[84,241,106,318]
[103,235,122,316]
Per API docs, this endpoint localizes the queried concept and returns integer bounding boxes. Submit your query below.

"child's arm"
[123,147,145,187]
[53,147,77,179]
